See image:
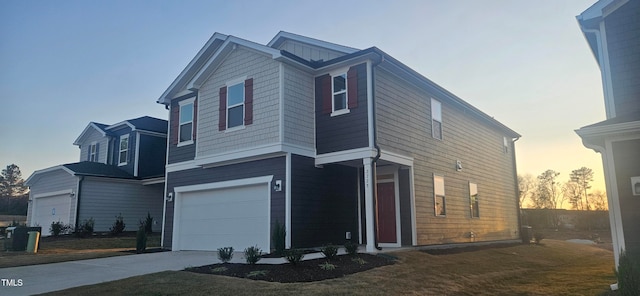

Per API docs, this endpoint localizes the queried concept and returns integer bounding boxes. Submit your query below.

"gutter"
[370,53,384,250]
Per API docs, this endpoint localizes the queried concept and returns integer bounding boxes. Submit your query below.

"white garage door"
[176,183,269,252]
[34,194,71,236]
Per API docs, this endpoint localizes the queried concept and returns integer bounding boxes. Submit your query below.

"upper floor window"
[89,143,97,162]
[332,73,348,114]
[431,98,442,140]
[118,135,129,166]
[469,182,479,218]
[179,99,194,145]
[219,78,253,131]
[434,175,446,216]
[503,137,509,153]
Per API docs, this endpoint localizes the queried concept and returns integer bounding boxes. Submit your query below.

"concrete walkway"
[0,250,340,295]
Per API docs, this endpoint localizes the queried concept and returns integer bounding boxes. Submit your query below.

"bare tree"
[518,174,537,208]
[589,190,608,211]
[569,167,594,211]
[533,170,561,209]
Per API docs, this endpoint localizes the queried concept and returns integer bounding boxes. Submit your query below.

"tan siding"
[197,48,280,156]
[375,68,519,245]
[279,40,345,62]
[283,65,315,149]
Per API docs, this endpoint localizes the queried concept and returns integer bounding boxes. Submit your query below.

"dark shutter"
[320,74,332,114]
[347,66,358,109]
[244,78,253,125]
[171,103,179,145]
[192,98,197,140]
[219,87,227,131]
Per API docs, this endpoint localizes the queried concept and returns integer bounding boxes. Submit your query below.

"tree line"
[518,167,607,211]
[0,164,29,215]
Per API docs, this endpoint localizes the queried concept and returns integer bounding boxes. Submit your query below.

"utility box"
[521,225,533,244]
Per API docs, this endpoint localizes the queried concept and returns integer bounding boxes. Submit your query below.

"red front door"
[377,182,397,243]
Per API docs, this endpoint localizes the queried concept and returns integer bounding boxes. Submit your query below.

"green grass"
[42,240,616,295]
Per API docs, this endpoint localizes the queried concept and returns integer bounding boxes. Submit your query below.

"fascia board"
[267,31,359,54]
[73,122,108,146]
[25,165,75,186]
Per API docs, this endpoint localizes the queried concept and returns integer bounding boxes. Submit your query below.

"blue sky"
[0,0,605,193]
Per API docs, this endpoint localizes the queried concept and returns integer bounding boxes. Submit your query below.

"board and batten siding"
[162,156,286,248]
[26,169,78,227]
[283,64,315,149]
[77,178,164,232]
[137,134,167,178]
[277,40,346,62]
[612,139,640,255]
[375,67,519,245]
[196,48,280,157]
[78,128,109,164]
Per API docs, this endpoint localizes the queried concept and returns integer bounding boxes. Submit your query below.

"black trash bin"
[9,227,41,251]
[521,225,533,244]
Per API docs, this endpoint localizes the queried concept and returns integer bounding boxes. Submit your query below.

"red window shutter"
[347,66,358,109]
[320,74,332,114]
[219,87,227,131]
[244,78,254,125]
[192,98,197,140]
[171,103,179,145]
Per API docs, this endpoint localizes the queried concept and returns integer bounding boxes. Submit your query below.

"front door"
[377,182,397,243]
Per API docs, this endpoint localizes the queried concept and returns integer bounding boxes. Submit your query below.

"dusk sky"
[1,0,606,200]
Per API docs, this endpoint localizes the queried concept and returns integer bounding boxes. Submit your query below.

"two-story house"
[576,0,640,270]
[26,116,167,236]
[158,32,521,253]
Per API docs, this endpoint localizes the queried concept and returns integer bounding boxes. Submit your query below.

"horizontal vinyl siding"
[78,178,163,232]
[197,48,280,157]
[278,40,346,62]
[163,156,286,248]
[283,64,315,149]
[612,139,640,255]
[78,129,109,164]
[375,68,519,245]
[290,155,358,247]
[27,170,77,227]
[168,96,196,164]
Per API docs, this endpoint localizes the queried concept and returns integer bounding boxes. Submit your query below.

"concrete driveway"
[0,251,222,295]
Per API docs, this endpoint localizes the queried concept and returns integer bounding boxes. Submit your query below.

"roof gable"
[268,31,359,55]
[73,122,109,146]
[106,116,167,134]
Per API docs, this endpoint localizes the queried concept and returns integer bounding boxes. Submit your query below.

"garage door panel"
[34,194,71,236]
[177,183,269,251]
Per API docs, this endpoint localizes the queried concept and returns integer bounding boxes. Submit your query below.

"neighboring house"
[157,31,521,253]
[25,116,167,236]
[576,0,640,269]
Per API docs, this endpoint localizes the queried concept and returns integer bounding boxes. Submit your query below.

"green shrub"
[136,226,147,253]
[319,262,336,270]
[617,251,640,296]
[352,257,367,265]
[49,221,70,237]
[285,248,305,265]
[144,212,153,234]
[344,241,358,256]
[217,247,234,263]
[109,214,126,235]
[244,245,262,264]
[272,219,286,256]
[321,244,338,260]
[75,218,95,237]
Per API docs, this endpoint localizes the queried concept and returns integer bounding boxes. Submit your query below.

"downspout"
[511,137,522,239]
[74,176,85,230]
[371,53,384,250]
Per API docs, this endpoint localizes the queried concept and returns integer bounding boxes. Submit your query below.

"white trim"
[267,31,359,54]
[285,153,292,248]
[363,158,375,252]
[25,165,75,186]
[32,189,73,199]
[178,98,196,145]
[434,174,446,217]
[88,141,98,162]
[161,113,172,248]
[141,177,165,186]
[376,168,401,248]
[576,120,640,137]
[315,147,377,166]
[118,134,129,166]
[166,160,199,173]
[171,175,273,251]
[598,21,616,118]
[279,63,285,143]
[73,122,108,146]
[330,70,349,114]
[409,167,417,246]
[134,133,140,177]
[330,109,350,117]
[196,143,314,168]
[379,150,414,167]
[106,120,135,131]
[603,139,626,268]
[357,168,362,244]
[31,188,74,230]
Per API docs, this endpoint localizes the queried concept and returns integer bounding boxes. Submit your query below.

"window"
[469,182,479,218]
[332,73,348,114]
[227,81,245,129]
[89,143,97,162]
[179,100,194,144]
[431,98,442,140]
[434,175,446,216]
[503,137,509,153]
[118,135,129,166]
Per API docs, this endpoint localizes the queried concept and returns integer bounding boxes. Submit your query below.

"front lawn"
[0,233,161,268]
[43,240,616,295]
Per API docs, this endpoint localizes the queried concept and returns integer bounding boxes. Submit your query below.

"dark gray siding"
[290,155,358,247]
[315,63,369,154]
[605,0,640,117]
[109,128,135,176]
[163,156,286,248]
[138,134,166,178]
[612,139,640,255]
[168,95,197,164]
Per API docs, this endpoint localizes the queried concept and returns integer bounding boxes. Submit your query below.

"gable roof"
[73,122,109,146]
[105,116,167,133]
[268,31,359,54]
[577,0,629,62]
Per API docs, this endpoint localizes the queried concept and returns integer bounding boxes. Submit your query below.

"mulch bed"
[422,242,521,255]
[186,253,395,283]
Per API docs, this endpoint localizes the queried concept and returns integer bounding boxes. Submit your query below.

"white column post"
[363,157,376,252]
